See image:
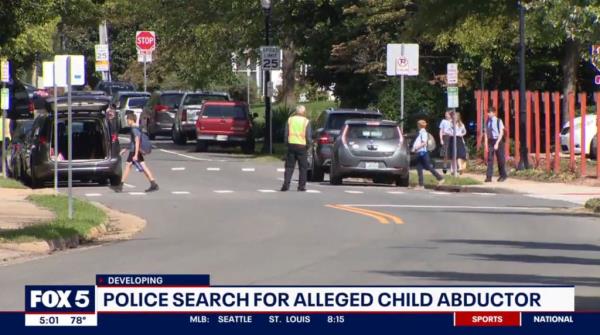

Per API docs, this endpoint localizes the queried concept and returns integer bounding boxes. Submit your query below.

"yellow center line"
[326,204,390,224]
[326,205,405,225]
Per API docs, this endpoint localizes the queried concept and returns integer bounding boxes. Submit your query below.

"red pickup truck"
[195,101,256,154]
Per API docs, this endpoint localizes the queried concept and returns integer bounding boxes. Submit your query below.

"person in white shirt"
[447,112,468,173]
[412,120,445,189]
[439,111,453,174]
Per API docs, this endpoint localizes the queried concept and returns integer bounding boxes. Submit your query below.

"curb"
[425,184,520,194]
[0,203,145,256]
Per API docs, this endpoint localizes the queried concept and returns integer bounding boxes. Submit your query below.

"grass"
[466,158,580,183]
[585,198,600,213]
[0,177,27,189]
[409,171,481,187]
[0,194,107,243]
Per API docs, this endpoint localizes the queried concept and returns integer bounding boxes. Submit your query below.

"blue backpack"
[140,132,152,154]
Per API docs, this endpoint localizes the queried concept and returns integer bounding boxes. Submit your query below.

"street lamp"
[261,0,273,154]
[517,0,530,169]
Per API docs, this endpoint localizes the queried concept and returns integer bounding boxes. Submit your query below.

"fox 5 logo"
[25,286,95,312]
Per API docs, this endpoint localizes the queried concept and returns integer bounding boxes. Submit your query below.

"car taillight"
[39,135,47,145]
[155,104,169,113]
[182,109,187,122]
[318,133,334,145]
[29,101,35,113]
[341,126,349,146]
[111,133,118,143]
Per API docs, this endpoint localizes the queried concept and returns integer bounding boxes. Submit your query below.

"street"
[1,139,599,310]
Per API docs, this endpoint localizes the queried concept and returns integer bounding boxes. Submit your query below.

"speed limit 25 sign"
[260,46,281,70]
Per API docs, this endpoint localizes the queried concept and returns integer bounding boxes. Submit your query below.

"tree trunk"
[561,39,579,123]
[281,39,296,107]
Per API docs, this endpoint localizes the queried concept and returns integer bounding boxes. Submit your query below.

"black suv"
[7,80,47,120]
[140,91,186,140]
[21,95,122,188]
[308,108,383,181]
[94,81,136,97]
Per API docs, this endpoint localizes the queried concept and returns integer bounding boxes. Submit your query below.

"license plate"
[216,135,228,141]
[365,162,379,169]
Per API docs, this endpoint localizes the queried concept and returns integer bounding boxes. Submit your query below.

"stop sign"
[136,31,156,52]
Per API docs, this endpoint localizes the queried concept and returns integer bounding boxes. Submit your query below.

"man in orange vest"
[281,105,312,192]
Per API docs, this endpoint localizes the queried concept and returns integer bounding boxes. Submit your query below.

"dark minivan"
[140,91,185,139]
[21,95,122,188]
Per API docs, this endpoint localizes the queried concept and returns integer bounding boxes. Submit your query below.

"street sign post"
[1,59,10,178]
[136,31,156,92]
[386,44,419,132]
[260,46,280,155]
[54,55,85,218]
[446,63,460,177]
[95,44,110,72]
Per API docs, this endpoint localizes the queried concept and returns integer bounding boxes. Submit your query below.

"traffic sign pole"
[53,64,58,193]
[67,56,73,219]
[1,59,9,179]
[143,53,147,92]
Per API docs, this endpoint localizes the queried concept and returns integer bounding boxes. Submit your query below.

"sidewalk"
[0,188,55,262]
[463,173,600,205]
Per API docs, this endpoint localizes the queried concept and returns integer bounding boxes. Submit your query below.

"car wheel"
[196,140,208,152]
[109,175,121,186]
[329,163,343,185]
[590,136,597,160]
[172,126,186,145]
[310,159,325,182]
[396,175,410,187]
[241,139,255,154]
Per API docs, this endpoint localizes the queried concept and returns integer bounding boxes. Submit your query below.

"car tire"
[109,175,121,186]
[241,139,255,154]
[329,163,343,185]
[196,140,208,152]
[590,136,597,160]
[172,126,187,145]
[310,160,325,182]
[396,175,410,187]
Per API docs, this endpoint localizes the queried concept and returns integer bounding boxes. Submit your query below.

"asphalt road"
[1,138,599,310]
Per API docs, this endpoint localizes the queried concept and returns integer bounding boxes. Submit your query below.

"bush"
[227,74,258,104]
[585,198,600,213]
[272,105,293,143]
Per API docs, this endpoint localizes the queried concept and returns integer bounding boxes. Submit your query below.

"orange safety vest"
[287,115,309,145]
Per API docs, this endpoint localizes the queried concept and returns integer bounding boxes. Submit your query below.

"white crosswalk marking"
[258,189,277,193]
[242,168,256,172]
[306,190,321,193]
[207,167,221,171]
[128,192,146,196]
[431,191,451,195]
[345,190,364,194]
[124,183,136,188]
[171,167,186,171]
[473,192,496,196]
[387,191,405,195]
[85,193,102,197]
[172,191,190,195]
[277,168,285,172]
[214,190,234,194]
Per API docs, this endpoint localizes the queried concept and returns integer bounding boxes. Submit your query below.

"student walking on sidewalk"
[280,105,312,192]
[484,107,508,182]
[113,114,158,192]
[412,120,444,190]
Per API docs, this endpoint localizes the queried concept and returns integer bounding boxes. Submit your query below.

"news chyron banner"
[2,274,595,334]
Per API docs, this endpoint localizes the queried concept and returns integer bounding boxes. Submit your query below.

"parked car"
[172,91,230,145]
[140,91,185,139]
[329,120,410,186]
[308,108,383,182]
[112,91,151,109]
[560,114,598,158]
[5,119,34,179]
[94,81,136,97]
[119,96,149,131]
[195,101,256,153]
[21,95,122,188]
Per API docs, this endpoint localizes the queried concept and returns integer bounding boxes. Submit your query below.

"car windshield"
[183,94,228,105]
[203,105,247,118]
[127,98,148,108]
[107,83,134,93]
[347,125,399,140]
[160,94,184,107]
[327,113,381,130]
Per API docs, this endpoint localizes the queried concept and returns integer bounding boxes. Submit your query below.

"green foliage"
[585,198,600,213]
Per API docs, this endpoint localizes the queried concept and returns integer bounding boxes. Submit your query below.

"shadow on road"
[433,239,600,252]
[455,253,600,266]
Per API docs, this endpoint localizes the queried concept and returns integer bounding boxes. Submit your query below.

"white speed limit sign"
[260,46,281,70]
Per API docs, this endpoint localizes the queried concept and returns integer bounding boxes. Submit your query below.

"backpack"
[140,132,152,154]
[427,133,437,152]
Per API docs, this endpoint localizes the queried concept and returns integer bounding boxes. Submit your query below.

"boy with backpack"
[412,120,445,190]
[113,113,158,193]
[484,107,507,182]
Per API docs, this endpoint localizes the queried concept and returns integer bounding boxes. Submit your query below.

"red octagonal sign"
[136,31,156,52]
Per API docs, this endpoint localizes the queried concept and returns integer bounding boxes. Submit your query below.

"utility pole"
[99,21,111,82]
[518,1,530,170]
